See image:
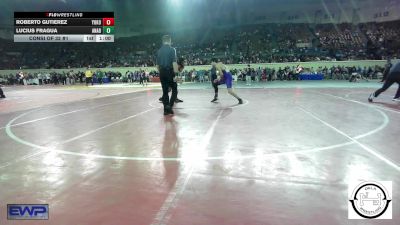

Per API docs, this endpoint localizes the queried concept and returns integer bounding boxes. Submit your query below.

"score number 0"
[102,18,114,34]
[103,18,114,26]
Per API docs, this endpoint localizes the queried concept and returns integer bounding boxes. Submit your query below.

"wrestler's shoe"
[368,93,375,102]
[164,105,174,115]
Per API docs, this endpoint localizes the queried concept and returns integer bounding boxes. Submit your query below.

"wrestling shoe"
[163,110,169,115]
[168,107,174,115]
[175,98,183,103]
[211,97,218,102]
[164,106,173,115]
[392,98,400,102]
[368,93,375,102]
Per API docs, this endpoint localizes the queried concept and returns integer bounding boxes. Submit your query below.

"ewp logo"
[7,204,49,220]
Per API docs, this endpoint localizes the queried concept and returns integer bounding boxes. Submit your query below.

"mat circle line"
[5,96,389,161]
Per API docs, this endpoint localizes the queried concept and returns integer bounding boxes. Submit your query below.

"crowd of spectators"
[0,70,124,85]
[0,63,387,86]
[179,64,386,83]
[0,20,399,70]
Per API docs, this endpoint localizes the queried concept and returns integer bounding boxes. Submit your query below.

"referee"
[157,35,179,115]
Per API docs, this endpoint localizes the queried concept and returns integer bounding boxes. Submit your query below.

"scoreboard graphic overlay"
[14,12,114,42]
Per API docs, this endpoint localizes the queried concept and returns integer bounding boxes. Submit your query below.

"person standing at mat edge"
[85,66,94,86]
[369,59,400,102]
[157,35,179,115]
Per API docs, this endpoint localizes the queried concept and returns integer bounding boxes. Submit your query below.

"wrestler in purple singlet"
[217,70,233,88]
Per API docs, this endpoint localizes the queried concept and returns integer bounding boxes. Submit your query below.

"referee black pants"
[160,68,178,108]
[374,72,400,99]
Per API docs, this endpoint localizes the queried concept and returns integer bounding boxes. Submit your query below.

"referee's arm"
[155,50,160,72]
[172,48,179,74]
